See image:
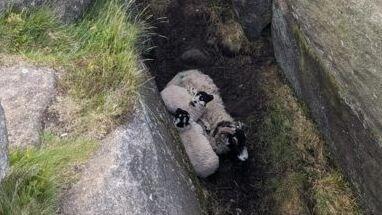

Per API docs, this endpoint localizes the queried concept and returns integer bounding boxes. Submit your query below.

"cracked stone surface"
[0,64,56,148]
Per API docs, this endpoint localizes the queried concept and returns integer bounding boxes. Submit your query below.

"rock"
[272,0,382,212]
[181,48,212,66]
[232,0,272,40]
[61,67,203,215]
[1,0,94,23]
[53,0,94,23]
[0,0,5,13]
[0,103,9,182]
[217,20,248,54]
[0,64,56,148]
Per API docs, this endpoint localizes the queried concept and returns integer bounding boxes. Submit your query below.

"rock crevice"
[271,0,382,212]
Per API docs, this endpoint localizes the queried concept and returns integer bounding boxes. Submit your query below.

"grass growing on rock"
[0,0,147,137]
[0,0,146,214]
[253,69,361,214]
[0,133,98,215]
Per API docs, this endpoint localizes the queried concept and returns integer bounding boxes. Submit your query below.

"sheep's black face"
[190,91,214,107]
[174,108,190,128]
[227,129,248,162]
[214,121,249,161]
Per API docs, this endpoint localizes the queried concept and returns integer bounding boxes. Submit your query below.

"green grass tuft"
[0,1,145,213]
[0,0,147,136]
[259,102,298,171]
[0,133,98,215]
[313,172,361,215]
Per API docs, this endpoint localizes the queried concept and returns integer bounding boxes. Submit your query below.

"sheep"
[167,69,249,161]
[166,69,220,95]
[166,69,229,128]
[161,84,214,121]
[173,108,219,178]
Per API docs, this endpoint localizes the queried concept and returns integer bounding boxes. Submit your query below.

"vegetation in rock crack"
[0,0,147,214]
[249,71,361,214]
[0,0,148,137]
[0,133,97,215]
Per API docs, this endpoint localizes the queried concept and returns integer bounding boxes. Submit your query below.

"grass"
[255,69,361,214]
[0,133,98,215]
[0,0,147,214]
[0,0,147,137]
[313,172,361,215]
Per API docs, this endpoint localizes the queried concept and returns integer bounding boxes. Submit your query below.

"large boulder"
[232,0,272,40]
[0,64,56,148]
[272,0,382,212]
[0,103,9,182]
[0,0,94,23]
[61,68,204,215]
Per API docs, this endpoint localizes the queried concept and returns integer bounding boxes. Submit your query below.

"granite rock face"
[1,0,94,23]
[232,0,272,40]
[0,64,56,148]
[272,0,382,212]
[0,103,9,182]
[61,70,203,215]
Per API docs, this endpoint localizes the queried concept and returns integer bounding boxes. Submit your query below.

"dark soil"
[144,0,277,214]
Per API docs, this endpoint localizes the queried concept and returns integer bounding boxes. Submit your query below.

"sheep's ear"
[175,108,186,116]
[205,94,214,103]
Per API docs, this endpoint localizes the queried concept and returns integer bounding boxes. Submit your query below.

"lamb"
[173,108,219,178]
[167,69,249,161]
[166,69,229,128]
[160,84,214,121]
[166,69,220,95]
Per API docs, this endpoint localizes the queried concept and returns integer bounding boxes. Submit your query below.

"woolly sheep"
[166,69,230,128]
[168,69,249,161]
[167,69,220,95]
[161,84,213,121]
[174,108,219,178]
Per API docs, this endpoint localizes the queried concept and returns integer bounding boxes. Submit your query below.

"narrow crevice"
[143,0,275,213]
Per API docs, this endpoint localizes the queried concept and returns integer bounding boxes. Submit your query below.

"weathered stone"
[61,68,203,215]
[0,64,56,148]
[1,0,94,23]
[0,0,4,12]
[0,103,9,182]
[217,20,248,54]
[232,0,272,40]
[181,48,212,66]
[272,0,382,212]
